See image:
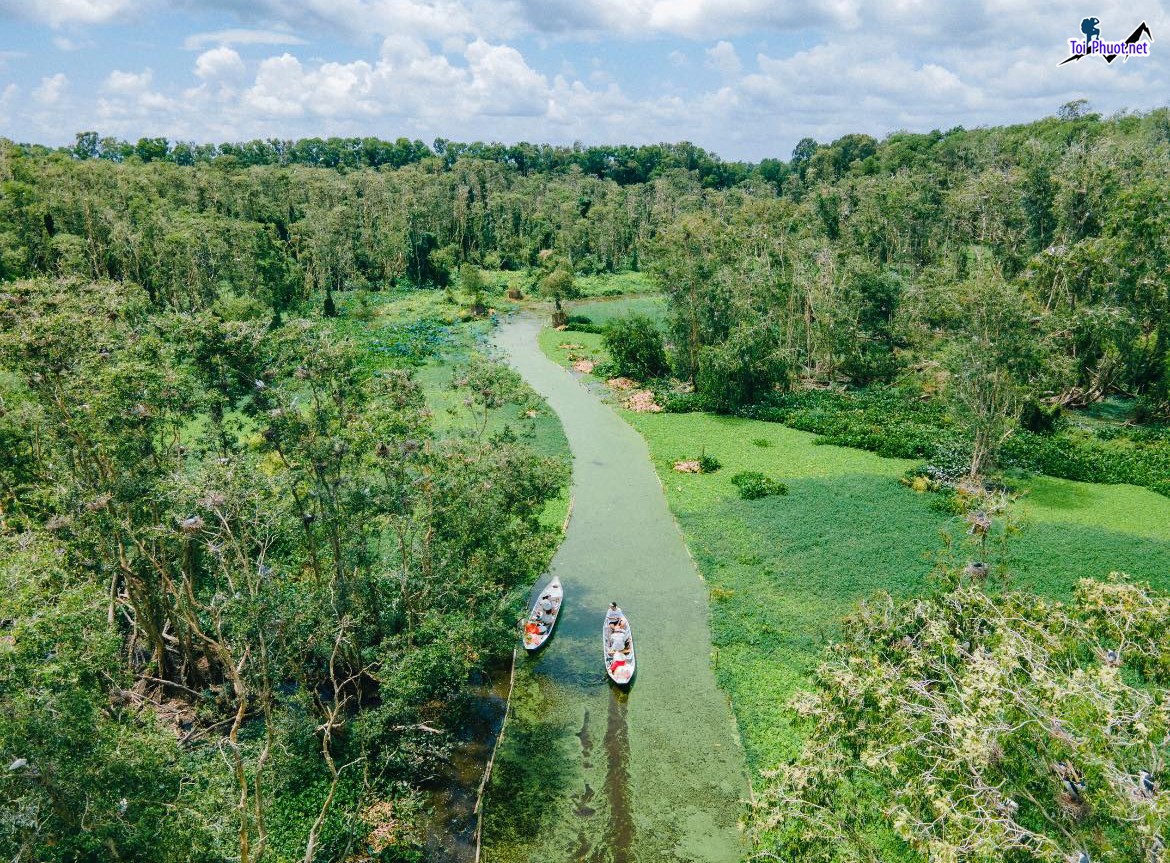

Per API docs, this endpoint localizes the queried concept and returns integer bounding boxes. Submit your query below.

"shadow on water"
[480,671,582,851]
[419,667,510,862]
[603,688,633,863]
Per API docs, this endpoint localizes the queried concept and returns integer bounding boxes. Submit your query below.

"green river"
[480,315,750,863]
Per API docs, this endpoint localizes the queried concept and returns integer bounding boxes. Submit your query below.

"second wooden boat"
[603,609,635,686]
[522,577,563,652]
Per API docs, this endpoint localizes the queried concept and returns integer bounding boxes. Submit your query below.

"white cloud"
[104,68,154,93]
[52,35,92,51]
[32,72,68,105]
[0,83,17,127]
[465,39,548,115]
[510,0,861,38]
[238,38,550,123]
[705,41,741,76]
[182,29,307,51]
[194,46,245,80]
[0,0,140,26]
[97,67,179,126]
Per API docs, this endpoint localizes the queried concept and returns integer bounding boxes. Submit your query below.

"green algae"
[482,315,749,863]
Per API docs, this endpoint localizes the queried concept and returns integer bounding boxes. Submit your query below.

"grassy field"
[537,328,606,370]
[536,327,1170,774]
[477,268,657,301]
[573,270,657,297]
[567,294,668,326]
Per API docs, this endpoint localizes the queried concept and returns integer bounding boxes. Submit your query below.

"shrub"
[752,577,1170,862]
[564,314,604,334]
[1019,398,1061,433]
[663,392,706,413]
[540,268,578,300]
[698,451,721,473]
[602,313,668,380]
[737,386,1170,498]
[731,471,788,500]
[696,323,789,413]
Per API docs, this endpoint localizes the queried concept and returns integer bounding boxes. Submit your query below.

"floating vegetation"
[369,318,453,364]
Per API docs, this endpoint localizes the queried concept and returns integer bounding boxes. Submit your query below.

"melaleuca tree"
[0,276,568,861]
[752,572,1170,863]
[602,313,669,381]
[944,273,1062,478]
[0,534,214,862]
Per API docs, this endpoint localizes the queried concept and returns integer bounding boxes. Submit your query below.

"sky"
[0,0,1167,161]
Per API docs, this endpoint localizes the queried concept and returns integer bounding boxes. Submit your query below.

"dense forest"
[5,102,1169,433]
[3,101,1170,861]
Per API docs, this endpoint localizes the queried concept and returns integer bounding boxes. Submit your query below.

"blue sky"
[1,0,1167,161]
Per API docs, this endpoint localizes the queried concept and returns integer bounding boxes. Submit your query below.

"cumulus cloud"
[705,41,741,76]
[465,40,548,115]
[104,68,154,93]
[194,46,246,80]
[32,72,68,105]
[97,68,179,127]
[236,38,549,123]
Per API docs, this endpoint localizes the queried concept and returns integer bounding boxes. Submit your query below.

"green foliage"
[696,323,789,413]
[1020,397,1062,433]
[663,392,706,413]
[602,313,669,380]
[0,276,568,861]
[754,577,1170,862]
[459,264,487,314]
[562,314,604,334]
[834,264,903,385]
[0,536,212,861]
[730,471,788,499]
[539,268,578,301]
[697,451,721,473]
[740,387,1170,497]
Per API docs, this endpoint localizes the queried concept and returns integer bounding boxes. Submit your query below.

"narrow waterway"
[482,315,749,863]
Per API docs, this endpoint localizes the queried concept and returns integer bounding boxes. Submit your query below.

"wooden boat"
[522,577,563,652]
[603,610,636,686]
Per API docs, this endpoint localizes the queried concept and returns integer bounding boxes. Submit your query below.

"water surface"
[482,315,749,862]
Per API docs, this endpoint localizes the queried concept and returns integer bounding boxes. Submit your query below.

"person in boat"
[539,595,555,619]
[609,626,630,654]
[606,602,624,624]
